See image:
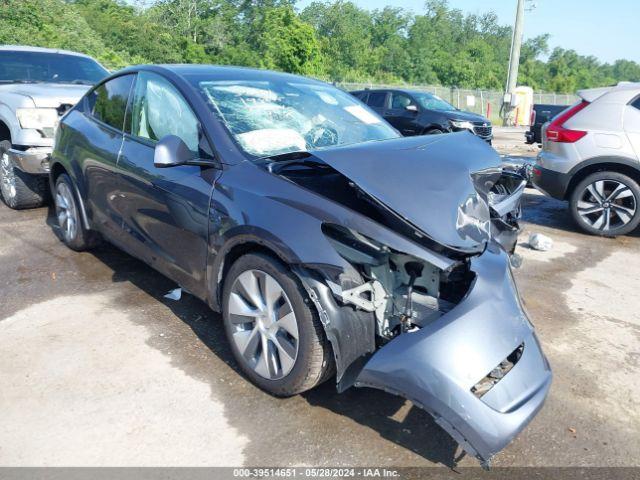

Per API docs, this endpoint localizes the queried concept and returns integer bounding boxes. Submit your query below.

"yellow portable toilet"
[514,86,534,126]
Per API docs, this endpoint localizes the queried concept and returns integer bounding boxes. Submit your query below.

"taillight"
[530,109,536,126]
[545,101,589,143]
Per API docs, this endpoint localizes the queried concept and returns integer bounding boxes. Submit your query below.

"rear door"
[385,92,420,135]
[81,74,135,239]
[624,96,640,159]
[365,91,389,116]
[351,91,368,103]
[116,71,218,297]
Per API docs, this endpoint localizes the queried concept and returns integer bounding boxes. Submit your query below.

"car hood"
[444,109,490,123]
[1,83,90,107]
[309,133,505,253]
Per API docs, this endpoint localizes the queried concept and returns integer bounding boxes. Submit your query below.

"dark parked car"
[351,88,493,142]
[50,65,550,467]
[524,103,568,145]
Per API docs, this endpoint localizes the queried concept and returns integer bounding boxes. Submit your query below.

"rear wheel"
[222,253,333,396]
[54,173,100,250]
[425,128,444,135]
[570,171,640,236]
[0,140,47,209]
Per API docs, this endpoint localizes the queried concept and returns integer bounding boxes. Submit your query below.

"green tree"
[301,1,376,80]
[256,6,324,75]
[0,0,638,93]
[72,0,190,64]
[0,0,129,68]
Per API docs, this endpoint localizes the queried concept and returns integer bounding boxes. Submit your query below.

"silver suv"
[0,46,108,209]
[532,82,640,236]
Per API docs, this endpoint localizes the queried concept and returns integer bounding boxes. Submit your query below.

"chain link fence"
[337,82,578,125]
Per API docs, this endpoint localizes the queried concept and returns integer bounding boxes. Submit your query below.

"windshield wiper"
[264,152,331,173]
[262,150,312,162]
[67,79,94,85]
[0,80,43,84]
[268,159,331,174]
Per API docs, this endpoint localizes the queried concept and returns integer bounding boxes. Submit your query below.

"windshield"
[0,51,108,85]
[413,92,457,112]
[195,79,399,158]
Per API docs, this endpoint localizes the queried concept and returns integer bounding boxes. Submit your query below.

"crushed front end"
[267,133,550,466]
[297,222,550,467]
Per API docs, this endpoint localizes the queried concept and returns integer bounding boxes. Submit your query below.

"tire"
[425,128,444,135]
[569,171,640,237]
[222,253,333,396]
[0,140,47,209]
[54,173,100,251]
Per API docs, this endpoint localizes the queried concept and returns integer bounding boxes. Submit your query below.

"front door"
[385,92,419,135]
[117,71,218,297]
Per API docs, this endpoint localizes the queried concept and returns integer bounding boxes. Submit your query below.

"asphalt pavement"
[1,153,639,468]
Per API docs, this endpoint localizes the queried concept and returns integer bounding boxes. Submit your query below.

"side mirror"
[406,104,419,113]
[154,135,194,168]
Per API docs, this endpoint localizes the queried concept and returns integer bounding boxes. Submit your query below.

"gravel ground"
[1,185,639,468]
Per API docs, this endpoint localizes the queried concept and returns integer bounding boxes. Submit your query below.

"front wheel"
[0,140,47,209]
[222,253,333,396]
[570,171,640,236]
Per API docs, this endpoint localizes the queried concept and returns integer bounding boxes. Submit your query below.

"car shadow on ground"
[520,191,579,233]
[44,205,462,468]
[302,382,463,467]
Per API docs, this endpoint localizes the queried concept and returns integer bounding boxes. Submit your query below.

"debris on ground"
[510,252,523,268]
[528,233,554,251]
[164,288,182,301]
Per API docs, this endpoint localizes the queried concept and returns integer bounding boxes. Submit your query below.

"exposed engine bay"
[323,224,471,341]
[269,154,523,344]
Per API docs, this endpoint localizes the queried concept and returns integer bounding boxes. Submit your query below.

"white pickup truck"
[0,45,108,209]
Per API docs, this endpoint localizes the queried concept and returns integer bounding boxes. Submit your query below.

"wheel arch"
[0,120,11,142]
[565,157,640,200]
[421,124,448,135]
[208,234,297,312]
[49,161,91,231]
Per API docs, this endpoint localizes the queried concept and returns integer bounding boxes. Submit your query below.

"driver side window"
[130,72,200,152]
[390,93,415,110]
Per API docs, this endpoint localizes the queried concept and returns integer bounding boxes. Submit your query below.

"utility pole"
[502,0,526,126]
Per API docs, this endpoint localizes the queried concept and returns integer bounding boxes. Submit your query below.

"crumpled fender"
[353,249,552,466]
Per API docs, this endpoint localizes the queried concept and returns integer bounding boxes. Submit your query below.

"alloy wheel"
[228,269,299,380]
[577,179,637,232]
[55,182,78,242]
[0,152,16,201]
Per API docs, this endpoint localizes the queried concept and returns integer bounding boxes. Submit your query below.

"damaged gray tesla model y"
[50,65,551,467]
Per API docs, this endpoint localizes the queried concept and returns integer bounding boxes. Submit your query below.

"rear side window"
[367,92,387,108]
[352,91,368,101]
[632,96,640,111]
[88,75,134,131]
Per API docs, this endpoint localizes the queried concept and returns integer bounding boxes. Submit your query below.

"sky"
[296,0,640,64]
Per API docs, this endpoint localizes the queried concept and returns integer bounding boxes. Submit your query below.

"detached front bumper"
[354,249,552,466]
[7,147,52,174]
